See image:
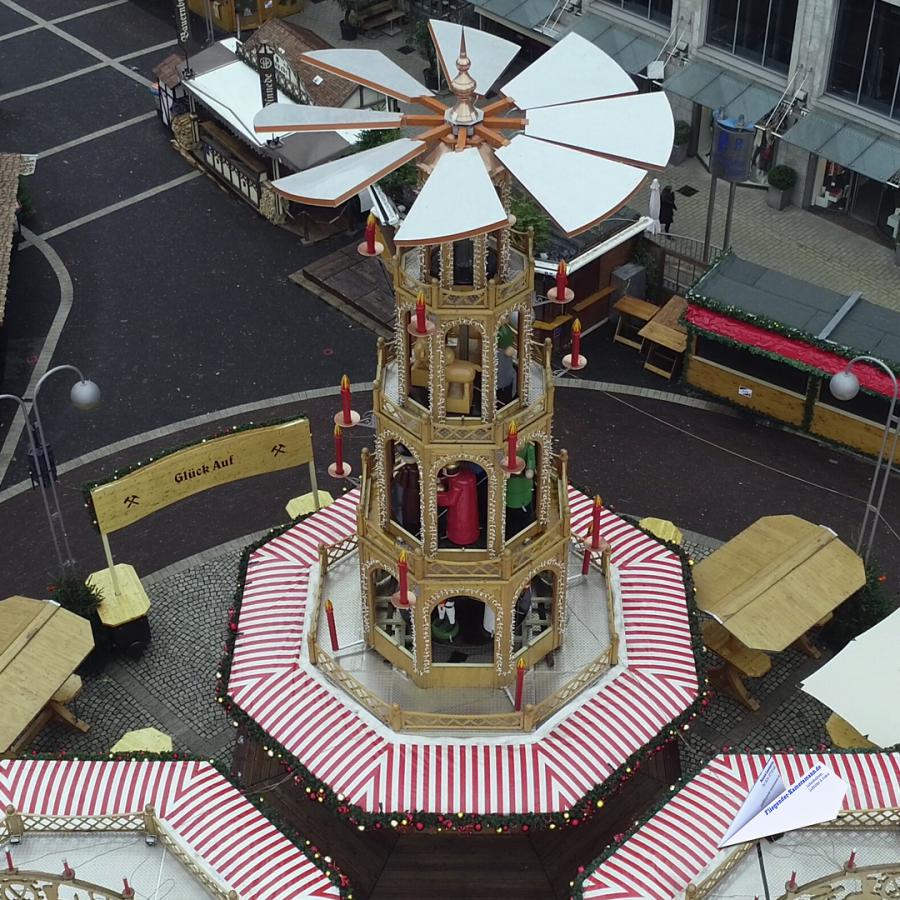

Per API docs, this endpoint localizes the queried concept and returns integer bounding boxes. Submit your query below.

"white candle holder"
[407,320,435,337]
[546,286,575,303]
[357,240,384,257]
[328,461,353,478]
[500,456,526,475]
[562,353,588,371]
[334,410,362,428]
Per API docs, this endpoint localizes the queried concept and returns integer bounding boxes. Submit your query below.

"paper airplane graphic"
[718,758,847,848]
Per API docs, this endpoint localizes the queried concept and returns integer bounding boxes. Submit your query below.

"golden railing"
[309,534,359,665]
[0,870,128,899]
[2,805,238,899]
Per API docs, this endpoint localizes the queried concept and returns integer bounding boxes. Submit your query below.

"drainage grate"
[678,185,699,196]
[397,45,416,54]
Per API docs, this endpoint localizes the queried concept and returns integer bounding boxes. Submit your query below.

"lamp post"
[1,365,101,573]
[829,355,899,565]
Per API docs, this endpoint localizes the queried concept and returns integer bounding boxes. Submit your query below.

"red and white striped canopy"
[0,759,341,900]
[580,751,900,899]
[228,486,699,816]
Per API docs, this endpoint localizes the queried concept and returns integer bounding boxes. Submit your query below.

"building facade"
[473,0,900,247]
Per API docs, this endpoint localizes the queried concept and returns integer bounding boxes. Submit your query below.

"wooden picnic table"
[613,295,658,350]
[693,515,864,654]
[638,295,688,379]
[701,619,772,711]
[0,596,94,753]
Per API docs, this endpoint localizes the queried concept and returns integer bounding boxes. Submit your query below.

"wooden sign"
[91,419,313,534]
[257,43,278,108]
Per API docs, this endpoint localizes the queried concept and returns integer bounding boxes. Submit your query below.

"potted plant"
[49,577,111,674]
[669,120,691,166]
[336,0,359,40]
[766,164,797,210]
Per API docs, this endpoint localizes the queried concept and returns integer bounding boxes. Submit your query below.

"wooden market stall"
[685,252,900,461]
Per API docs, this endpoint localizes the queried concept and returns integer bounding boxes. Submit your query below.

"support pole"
[702,174,718,263]
[722,181,737,251]
[100,532,123,598]
[308,460,321,512]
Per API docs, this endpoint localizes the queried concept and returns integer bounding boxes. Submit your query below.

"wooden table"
[639,517,683,545]
[826,712,878,749]
[693,515,865,654]
[613,295,659,350]
[701,619,772,711]
[638,295,688,379]
[0,596,94,753]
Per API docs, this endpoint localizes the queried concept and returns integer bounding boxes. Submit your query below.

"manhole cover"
[397,45,416,54]
[678,185,699,196]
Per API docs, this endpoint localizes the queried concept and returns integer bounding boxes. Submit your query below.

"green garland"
[570,744,900,898]
[80,416,304,531]
[217,490,712,837]
[16,748,353,898]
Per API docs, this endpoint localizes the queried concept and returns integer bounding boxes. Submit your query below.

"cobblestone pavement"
[30,525,840,789]
[631,156,900,311]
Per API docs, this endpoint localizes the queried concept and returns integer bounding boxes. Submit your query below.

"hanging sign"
[90,418,313,534]
[257,43,278,108]
[174,0,191,46]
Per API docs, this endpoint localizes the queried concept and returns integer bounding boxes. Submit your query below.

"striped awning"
[782,110,900,184]
[664,59,781,125]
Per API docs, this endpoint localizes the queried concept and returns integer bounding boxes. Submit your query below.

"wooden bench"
[613,295,658,350]
[354,0,405,31]
[701,618,771,711]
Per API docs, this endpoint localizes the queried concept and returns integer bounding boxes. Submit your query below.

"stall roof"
[782,109,900,185]
[0,153,26,326]
[472,0,660,74]
[690,252,900,370]
[664,59,781,125]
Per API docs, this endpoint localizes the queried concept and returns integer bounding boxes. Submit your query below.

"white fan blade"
[302,49,433,103]
[428,20,519,96]
[525,93,674,169]
[496,135,646,236]
[394,147,508,246]
[271,138,426,206]
[254,103,403,134]
[501,33,636,110]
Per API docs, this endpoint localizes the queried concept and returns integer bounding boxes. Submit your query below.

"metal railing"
[644,231,722,293]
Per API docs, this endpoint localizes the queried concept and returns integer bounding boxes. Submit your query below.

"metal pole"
[756,841,771,900]
[845,356,900,565]
[0,394,66,573]
[308,460,321,512]
[31,364,89,570]
[100,532,123,598]
[702,174,718,263]
[722,180,737,251]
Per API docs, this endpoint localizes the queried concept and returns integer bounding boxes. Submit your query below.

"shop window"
[695,335,811,393]
[388,440,422,540]
[828,0,900,121]
[431,596,495,664]
[505,441,539,541]
[818,378,891,425]
[706,0,798,72]
[371,568,413,655]
[599,0,672,25]
[436,461,488,549]
[512,572,554,656]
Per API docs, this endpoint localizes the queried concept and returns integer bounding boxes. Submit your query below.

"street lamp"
[829,355,899,565]
[0,364,101,573]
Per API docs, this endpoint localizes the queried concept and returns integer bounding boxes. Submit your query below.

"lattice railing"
[398,709,524,731]
[430,422,494,443]
[315,647,394,726]
[6,812,144,835]
[529,651,614,725]
[152,816,238,899]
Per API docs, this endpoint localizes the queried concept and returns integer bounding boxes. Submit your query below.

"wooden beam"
[482,117,528,130]
[418,96,449,113]
[402,114,448,127]
[418,123,452,144]
[473,124,509,148]
[455,128,467,150]
[480,96,516,116]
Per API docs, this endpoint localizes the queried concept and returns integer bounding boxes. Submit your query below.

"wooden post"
[389,703,403,730]
[99,532,123,598]
[4,805,23,842]
[522,703,535,732]
[307,460,321,513]
[142,805,159,846]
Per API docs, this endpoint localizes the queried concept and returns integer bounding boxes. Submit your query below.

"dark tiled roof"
[0,153,26,325]
[244,20,357,108]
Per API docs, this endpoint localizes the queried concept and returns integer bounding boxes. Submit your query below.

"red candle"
[340,374,352,425]
[365,212,377,254]
[787,872,797,890]
[555,258,567,300]
[514,657,525,711]
[571,318,582,367]
[123,877,134,897]
[63,860,74,879]
[506,420,518,469]
[590,495,602,550]
[334,424,344,474]
[398,550,409,605]
[846,849,856,870]
[581,543,591,576]
[5,851,13,873]
[415,292,427,334]
[325,599,339,651]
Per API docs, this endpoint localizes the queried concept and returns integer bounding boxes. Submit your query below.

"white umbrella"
[802,606,900,747]
[646,178,662,235]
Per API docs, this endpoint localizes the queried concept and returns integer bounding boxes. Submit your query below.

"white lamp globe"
[70,379,101,411]
[829,369,860,402]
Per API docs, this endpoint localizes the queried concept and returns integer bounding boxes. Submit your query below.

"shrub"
[510,189,551,252]
[820,565,897,652]
[49,576,103,618]
[673,120,691,146]
[767,164,797,191]
[354,128,418,203]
